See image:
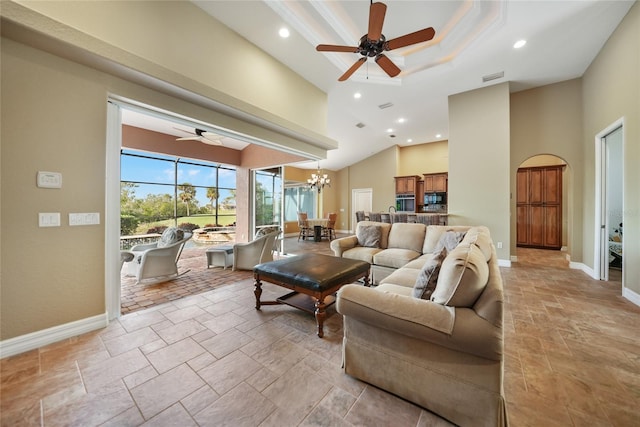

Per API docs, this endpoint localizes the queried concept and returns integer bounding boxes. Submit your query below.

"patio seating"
[126,227,192,285]
[232,230,280,271]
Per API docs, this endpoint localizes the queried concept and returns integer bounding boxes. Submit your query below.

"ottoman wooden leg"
[314,297,326,338]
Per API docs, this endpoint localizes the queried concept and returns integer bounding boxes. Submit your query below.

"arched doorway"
[515,154,570,265]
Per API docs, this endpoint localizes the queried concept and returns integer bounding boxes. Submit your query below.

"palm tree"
[178,183,196,217]
[206,187,218,213]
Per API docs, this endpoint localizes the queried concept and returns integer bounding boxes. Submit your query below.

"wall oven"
[395,194,415,212]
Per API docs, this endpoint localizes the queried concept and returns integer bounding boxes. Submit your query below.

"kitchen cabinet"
[516,166,562,249]
[395,176,420,194]
[423,173,448,193]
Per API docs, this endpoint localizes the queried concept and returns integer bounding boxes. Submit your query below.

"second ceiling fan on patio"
[175,128,223,146]
[316,1,436,81]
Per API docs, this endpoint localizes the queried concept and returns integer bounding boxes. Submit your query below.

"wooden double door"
[517,166,563,249]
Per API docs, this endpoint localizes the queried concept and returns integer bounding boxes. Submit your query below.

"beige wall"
[343,146,398,230]
[398,140,449,176]
[510,79,584,259]
[1,39,108,338]
[582,2,639,294]
[11,0,329,139]
[448,83,511,260]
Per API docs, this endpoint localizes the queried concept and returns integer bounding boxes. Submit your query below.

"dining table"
[306,219,329,242]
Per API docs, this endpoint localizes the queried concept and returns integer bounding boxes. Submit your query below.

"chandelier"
[307,163,331,193]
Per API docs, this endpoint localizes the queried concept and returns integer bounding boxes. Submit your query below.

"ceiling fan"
[316,1,435,81]
[175,128,223,146]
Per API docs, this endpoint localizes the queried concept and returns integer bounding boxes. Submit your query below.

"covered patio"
[120,233,347,314]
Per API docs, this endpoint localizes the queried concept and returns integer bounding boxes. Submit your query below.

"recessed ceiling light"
[354,92,362,99]
[513,39,526,49]
[397,118,406,123]
[386,128,394,133]
[279,27,290,38]
[407,138,413,143]
[436,134,442,138]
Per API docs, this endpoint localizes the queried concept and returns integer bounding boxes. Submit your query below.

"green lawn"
[135,213,236,234]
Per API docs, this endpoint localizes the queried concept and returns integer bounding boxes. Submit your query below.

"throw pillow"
[412,247,447,300]
[356,225,381,248]
[157,227,184,248]
[431,244,489,307]
[433,230,466,254]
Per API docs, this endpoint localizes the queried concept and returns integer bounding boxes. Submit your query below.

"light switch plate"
[69,212,100,226]
[39,212,61,227]
[37,171,62,188]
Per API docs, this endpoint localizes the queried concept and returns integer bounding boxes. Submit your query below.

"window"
[284,185,317,221]
[120,149,236,236]
[255,168,282,227]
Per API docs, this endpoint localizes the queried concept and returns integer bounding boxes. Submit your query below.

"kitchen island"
[365,212,447,226]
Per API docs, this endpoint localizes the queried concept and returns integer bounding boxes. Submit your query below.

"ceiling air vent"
[378,102,394,109]
[482,71,504,83]
[355,122,366,128]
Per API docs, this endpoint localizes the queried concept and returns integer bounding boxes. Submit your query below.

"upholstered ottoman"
[253,254,370,337]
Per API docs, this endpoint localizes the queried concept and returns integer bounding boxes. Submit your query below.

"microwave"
[424,192,447,205]
[395,194,415,212]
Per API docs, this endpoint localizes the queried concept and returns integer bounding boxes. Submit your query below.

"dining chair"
[297,212,313,241]
[322,212,337,240]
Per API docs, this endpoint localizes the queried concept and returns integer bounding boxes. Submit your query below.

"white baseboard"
[0,313,108,359]
[498,259,512,267]
[569,261,597,279]
[623,287,640,307]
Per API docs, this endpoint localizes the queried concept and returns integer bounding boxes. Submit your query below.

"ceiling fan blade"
[375,54,401,77]
[200,137,223,146]
[316,44,359,53]
[176,136,200,141]
[338,57,367,81]
[385,27,436,51]
[368,2,387,41]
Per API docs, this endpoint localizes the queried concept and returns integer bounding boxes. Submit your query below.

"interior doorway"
[595,122,624,283]
[516,155,568,255]
[352,188,373,231]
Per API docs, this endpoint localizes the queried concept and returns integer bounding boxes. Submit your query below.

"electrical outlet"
[497,242,503,249]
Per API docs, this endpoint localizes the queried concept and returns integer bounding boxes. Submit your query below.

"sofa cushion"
[356,221,392,248]
[412,248,447,300]
[357,224,382,248]
[433,230,466,254]
[432,243,489,307]
[379,267,422,288]
[461,227,493,261]
[422,225,471,253]
[343,247,384,264]
[388,223,426,253]
[157,228,184,248]
[373,248,421,269]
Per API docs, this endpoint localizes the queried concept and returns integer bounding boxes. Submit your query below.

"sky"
[121,149,236,207]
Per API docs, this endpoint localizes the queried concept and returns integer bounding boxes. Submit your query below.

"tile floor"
[2,244,639,426]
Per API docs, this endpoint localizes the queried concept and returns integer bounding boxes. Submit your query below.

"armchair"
[232,230,279,271]
[126,228,192,285]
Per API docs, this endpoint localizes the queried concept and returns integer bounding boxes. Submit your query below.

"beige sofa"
[332,221,478,284]
[334,223,508,427]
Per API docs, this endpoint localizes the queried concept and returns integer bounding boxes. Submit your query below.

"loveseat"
[333,222,508,426]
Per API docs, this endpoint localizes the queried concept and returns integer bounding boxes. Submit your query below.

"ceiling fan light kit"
[316,1,436,81]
